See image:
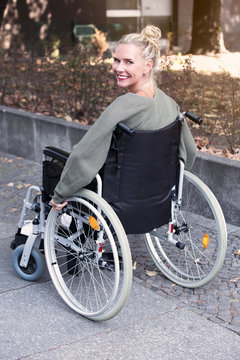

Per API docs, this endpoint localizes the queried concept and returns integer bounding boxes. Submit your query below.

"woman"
[50,25,196,211]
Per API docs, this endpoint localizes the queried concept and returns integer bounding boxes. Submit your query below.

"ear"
[144,59,153,74]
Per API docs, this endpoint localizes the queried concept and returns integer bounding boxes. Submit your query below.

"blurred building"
[0,0,239,53]
[106,0,240,53]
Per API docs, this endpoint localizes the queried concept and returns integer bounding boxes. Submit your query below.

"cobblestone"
[128,221,240,335]
[1,150,240,335]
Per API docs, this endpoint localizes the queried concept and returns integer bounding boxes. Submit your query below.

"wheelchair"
[10,111,227,321]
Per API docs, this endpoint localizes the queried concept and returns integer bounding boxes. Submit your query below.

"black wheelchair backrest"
[101,118,182,234]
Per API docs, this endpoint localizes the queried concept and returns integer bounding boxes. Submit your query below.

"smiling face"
[112,43,152,93]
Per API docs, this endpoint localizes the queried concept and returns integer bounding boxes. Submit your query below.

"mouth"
[116,73,129,81]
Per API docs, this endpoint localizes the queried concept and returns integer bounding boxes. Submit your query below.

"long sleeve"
[179,119,197,170]
[53,94,151,203]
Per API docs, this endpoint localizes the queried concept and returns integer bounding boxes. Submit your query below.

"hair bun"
[141,25,161,48]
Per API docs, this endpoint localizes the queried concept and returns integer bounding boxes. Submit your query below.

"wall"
[0,106,89,162]
[1,105,240,227]
[192,152,240,227]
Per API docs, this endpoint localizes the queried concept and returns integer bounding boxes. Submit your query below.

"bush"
[0,47,123,124]
[0,49,239,153]
[157,56,240,154]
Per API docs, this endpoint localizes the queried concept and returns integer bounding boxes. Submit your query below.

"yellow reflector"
[202,234,209,248]
[88,216,99,231]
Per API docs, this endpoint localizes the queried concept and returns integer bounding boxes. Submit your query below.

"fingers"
[50,199,68,211]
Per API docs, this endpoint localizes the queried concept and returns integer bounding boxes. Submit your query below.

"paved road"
[0,151,239,359]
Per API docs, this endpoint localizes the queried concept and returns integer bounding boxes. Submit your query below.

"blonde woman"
[50,25,196,211]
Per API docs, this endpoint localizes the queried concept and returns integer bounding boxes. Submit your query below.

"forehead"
[114,43,142,59]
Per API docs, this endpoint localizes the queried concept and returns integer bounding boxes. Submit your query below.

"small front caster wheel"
[12,245,45,281]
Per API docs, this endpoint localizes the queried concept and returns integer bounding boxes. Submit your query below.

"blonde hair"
[117,25,161,84]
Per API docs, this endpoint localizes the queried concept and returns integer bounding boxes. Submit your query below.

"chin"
[117,82,129,89]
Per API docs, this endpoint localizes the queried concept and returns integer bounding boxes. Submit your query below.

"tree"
[190,0,227,54]
[0,0,106,54]
[0,0,8,28]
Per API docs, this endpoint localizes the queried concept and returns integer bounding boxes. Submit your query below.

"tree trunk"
[0,0,8,28]
[190,0,227,54]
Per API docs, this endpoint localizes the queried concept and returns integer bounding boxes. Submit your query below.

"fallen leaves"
[195,136,209,149]
[64,115,72,122]
[7,182,31,189]
[132,263,158,277]
[195,137,240,160]
[9,208,18,213]
[0,157,13,163]
[132,261,137,270]
[233,249,240,256]
[146,270,158,277]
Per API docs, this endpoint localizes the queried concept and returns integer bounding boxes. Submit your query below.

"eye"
[113,58,120,63]
[127,60,133,64]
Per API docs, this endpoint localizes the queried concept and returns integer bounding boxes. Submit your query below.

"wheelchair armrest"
[43,146,70,163]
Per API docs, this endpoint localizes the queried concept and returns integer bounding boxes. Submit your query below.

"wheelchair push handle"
[117,122,135,136]
[184,111,203,125]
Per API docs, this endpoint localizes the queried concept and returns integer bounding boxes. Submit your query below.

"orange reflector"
[88,216,99,231]
[202,234,209,248]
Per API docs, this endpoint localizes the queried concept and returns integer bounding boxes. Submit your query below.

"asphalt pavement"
[0,150,240,360]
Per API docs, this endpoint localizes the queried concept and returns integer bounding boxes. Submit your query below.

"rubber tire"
[12,244,45,281]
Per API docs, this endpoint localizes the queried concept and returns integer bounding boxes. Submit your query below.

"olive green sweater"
[53,88,197,204]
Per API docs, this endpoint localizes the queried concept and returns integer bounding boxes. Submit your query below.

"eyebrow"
[113,57,134,62]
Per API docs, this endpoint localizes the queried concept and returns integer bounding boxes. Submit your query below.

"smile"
[117,74,129,80]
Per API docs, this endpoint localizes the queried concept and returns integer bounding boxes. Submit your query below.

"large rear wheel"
[44,189,132,321]
[145,171,227,288]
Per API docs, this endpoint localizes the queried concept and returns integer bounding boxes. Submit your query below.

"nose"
[113,61,124,72]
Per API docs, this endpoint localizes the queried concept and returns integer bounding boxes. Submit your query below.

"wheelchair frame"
[11,160,185,278]
[10,111,228,320]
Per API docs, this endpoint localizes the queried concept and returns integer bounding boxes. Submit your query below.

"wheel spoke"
[145,171,227,288]
[44,189,132,320]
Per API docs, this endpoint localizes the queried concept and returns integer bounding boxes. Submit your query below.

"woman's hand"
[50,199,68,211]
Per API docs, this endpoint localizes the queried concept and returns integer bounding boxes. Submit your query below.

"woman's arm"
[52,94,150,204]
[179,119,197,170]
